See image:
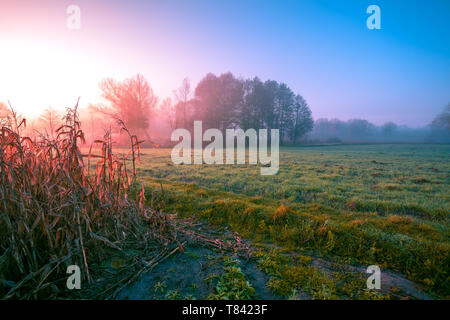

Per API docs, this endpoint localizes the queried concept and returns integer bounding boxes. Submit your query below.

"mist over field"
[1,74,449,147]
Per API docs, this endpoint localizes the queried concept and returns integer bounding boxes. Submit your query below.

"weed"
[0,104,176,299]
[208,258,255,300]
[154,281,167,294]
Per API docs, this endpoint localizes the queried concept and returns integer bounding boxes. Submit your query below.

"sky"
[0,0,449,126]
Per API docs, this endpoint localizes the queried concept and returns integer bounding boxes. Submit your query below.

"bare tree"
[173,77,192,129]
[0,102,14,127]
[97,74,158,139]
[160,97,176,130]
[39,107,60,139]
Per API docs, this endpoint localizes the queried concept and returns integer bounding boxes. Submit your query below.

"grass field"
[129,143,449,299]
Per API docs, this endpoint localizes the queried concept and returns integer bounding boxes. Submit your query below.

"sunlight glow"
[0,37,107,116]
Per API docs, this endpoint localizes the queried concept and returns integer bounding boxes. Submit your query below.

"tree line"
[164,72,313,144]
[310,105,450,143]
[1,74,448,144]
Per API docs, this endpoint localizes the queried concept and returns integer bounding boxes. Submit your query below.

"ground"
[109,144,449,299]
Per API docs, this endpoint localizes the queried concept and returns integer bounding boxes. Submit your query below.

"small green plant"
[208,258,255,300]
[154,281,167,294]
[166,290,181,300]
[288,289,300,300]
[205,273,218,285]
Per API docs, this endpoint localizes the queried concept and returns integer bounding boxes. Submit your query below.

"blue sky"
[142,0,449,126]
[1,0,449,126]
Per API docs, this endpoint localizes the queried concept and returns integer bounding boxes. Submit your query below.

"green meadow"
[133,143,449,299]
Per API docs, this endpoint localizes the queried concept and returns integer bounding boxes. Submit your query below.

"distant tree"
[274,83,295,143]
[347,119,375,139]
[193,73,244,132]
[0,102,11,126]
[173,78,192,129]
[310,117,434,143]
[239,79,312,144]
[240,77,278,131]
[431,103,450,132]
[328,118,346,138]
[261,80,279,130]
[240,77,263,131]
[98,74,158,138]
[160,98,176,130]
[185,73,313,144]
[39,107,60,138]
[429,103,450,142]
[290,95,313,143]
[85,104,109,143]
[381,121,397,136]
[311,118,329,141]
[0,102,28,136]
[0,102,8,114]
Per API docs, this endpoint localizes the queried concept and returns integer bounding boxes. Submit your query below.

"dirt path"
[308,256,435,300]
[116,217,435,300]
[117,218,278,299]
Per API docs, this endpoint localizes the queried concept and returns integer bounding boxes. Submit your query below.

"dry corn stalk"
[0,102,174,299]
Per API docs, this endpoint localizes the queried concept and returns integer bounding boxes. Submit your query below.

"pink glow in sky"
[1,0,449,126]
[0,1,186,117]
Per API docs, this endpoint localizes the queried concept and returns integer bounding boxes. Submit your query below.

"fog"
[307,118,450,144]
